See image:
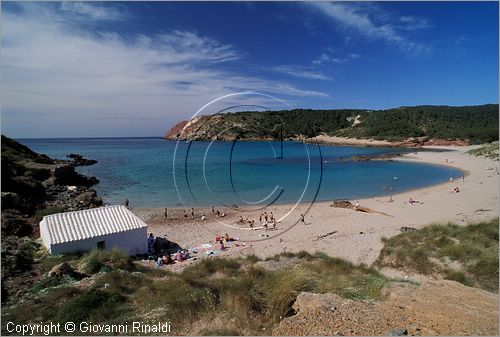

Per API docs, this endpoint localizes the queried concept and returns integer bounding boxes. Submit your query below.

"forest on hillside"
[223,104,499,144]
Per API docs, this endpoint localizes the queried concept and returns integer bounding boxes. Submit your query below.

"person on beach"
[216,210,220,217]
[354,201,359,211]
[270,212,274,222]
[148,233,156,254]
[224,233,238,242]
[263,221,268,231]
[217,240,226,250]
[164,208,168,219]
[300,213,305,224]
[462,175,465,182]
[162,254,172,265]
[124,198,129,208]
[212,206,215,213]
[259,213,263,222]
[250,220,255,228]
[183,210,188,218]
[239,216,244,223]
[191,208,195,218]
[408,197,423,205]
[453,187,460,193]
[264,212,268,222]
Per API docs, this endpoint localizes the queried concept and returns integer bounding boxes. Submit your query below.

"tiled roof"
[41,205,148,245]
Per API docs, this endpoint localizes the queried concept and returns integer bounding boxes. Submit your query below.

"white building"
[40,205,148,255]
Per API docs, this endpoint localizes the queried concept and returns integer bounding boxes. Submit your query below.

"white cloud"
[1,3,328,137]
[60,2,128,21]
[307,2,430,55]
[272,65,332,80]
[311,50,360,66]
[399,16,431,31]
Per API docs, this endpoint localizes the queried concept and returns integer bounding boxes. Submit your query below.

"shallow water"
[18,137,463,208]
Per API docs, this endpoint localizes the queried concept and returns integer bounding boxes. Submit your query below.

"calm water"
[17,137,462,208]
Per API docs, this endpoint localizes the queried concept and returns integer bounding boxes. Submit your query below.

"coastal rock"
[53,165,99,187]
[1,192,20,209]
[331,200,354,209]
[1,210,33,237]
[67,153,98,166]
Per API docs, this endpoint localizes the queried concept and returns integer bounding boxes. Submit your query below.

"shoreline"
[165,134,472,148]
[131,144,498,268]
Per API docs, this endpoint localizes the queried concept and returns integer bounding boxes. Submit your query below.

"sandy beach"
[133,145,499,267]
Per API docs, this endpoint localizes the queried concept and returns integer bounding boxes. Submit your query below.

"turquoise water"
[17,138,463,208]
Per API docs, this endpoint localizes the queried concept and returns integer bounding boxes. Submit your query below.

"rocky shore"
[1,135,102,301]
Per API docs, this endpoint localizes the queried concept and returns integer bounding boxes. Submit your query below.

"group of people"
[148,232,193,267]
[214,233,238,250]
[259,211,277,230]
[238,216,256,227]
[162,206,226,221]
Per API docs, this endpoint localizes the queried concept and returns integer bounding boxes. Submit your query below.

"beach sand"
[133,145,499,267]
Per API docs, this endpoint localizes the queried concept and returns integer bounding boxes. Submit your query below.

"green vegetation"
[375,218,499,292]
[186,104,498,144]
[2,250,388,335]
[81,247,131,274]
[33,206,67,223]
[467,141,499,160]
[3,218,498,335]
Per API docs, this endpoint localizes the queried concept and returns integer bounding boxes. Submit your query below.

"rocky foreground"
[273,280,498,336]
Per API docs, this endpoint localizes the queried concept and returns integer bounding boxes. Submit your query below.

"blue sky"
[1,1,498,138]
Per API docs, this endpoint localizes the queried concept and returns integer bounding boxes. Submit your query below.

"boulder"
[53,165,98,187]
[1,210,32,237]
[75,190,103,207]
[1,192,20,209]
[48,262,85,280]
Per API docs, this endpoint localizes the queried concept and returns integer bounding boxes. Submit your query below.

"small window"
[97,241,106,250]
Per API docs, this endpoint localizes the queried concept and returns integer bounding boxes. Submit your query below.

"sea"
[17,137,463,208]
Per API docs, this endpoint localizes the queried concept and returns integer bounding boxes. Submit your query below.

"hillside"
[164,104,499,145]
[1,135,102,303]
[2,220,498,335]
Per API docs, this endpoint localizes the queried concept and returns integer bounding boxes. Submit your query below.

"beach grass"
[467,141,499,160]
[375,218,499,292]
[3,250,388,335]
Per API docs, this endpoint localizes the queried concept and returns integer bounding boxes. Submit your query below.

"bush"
[58,289,127,323]
[81,248,130,274]
[33,206,66,223]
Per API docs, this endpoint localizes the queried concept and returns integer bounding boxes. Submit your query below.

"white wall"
[48,227,148,256]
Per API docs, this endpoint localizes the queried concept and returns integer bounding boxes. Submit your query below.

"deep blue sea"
[17,137,463,208]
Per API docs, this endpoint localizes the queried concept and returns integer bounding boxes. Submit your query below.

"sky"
[1,1,498,138]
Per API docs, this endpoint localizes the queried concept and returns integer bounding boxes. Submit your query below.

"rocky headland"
[1,135,102,301]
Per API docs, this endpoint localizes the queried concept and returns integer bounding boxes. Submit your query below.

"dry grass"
[375,218,499,292]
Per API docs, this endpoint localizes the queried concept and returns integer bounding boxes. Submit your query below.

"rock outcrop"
[273,280,499,336]
[1,135,103,302]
